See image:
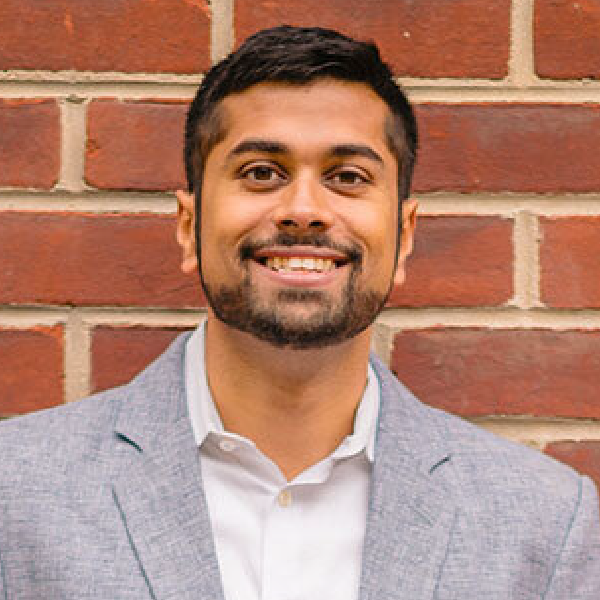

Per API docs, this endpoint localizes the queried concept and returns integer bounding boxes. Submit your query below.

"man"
[0,26,598,600]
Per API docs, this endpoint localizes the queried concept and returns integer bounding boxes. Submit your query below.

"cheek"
[346,202,398,259]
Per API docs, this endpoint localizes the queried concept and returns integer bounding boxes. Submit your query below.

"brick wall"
[1,0,599,489]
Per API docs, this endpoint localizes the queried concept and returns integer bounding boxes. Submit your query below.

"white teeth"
[265,257,336,272]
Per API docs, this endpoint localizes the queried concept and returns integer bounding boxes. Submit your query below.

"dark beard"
[200,233,390,350]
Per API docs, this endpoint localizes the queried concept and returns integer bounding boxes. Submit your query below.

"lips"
[252,245,351,275]
[264,256,336,272]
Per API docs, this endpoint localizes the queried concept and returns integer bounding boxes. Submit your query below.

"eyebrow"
[226,139,384,165]
[329,143,384,165]
[227,139,290,161]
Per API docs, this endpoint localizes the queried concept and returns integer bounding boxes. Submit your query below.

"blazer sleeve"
[0,543,5,600]
[543,475,600,600]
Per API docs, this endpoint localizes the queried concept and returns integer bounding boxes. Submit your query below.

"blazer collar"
[113,331,193,454]
[112,331,226,600]
[358,355,456,600]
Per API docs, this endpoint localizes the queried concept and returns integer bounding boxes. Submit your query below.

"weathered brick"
[0,212,203,307]
[0,0,210,74]
[389,216,513,307]
[0,99,60,189]
[0,326,64,416]
[91,326,190,392]
[545,441,600,494]
[86,100,187,191]
[535,0,600,80]
[391,329,600,418]
[540,217,600,308]
[235,0,510,78]
[414,104,600,192]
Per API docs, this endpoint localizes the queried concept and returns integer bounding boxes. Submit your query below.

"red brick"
[540,217,600,308]
[0,326,64,416]
[414,104,600,192]
[0,99,60,189]
[235,0,510,78]
[545,441,600,493]
[535,0,600,80]
[86,100,187,191]
[391,328,600,418]
[389,216,513,307]
[91,326,190,392]
[0,212,203,307]
[0,0,210,74]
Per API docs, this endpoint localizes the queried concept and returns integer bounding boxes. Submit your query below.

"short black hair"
[184,25,418,205]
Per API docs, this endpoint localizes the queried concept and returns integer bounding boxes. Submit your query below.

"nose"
[273,175,333,233]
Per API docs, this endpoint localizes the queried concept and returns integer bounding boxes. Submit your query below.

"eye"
[328,168,370,188]
[240,164,284,184]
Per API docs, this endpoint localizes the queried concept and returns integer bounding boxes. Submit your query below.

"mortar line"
[64,310,91,403]
[512,211,540,309]
[80,309,206,327]
[211,0,234,64]
[2,305,600,328]
[2,192,600,216]
[57,97,87,193]
[509,0,536,86]
[472,416,600,447]
[0,310,68,327]
[371,323,395,365]
[0,71,203,84]
[4,69,599,88]
[0,196,177,214]
[417,194,600,217]
[3,81,600,102]
[377,307,600,329]
[529,214,541,307]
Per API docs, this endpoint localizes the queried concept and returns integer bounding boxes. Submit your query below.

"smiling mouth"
[256,256,343,273]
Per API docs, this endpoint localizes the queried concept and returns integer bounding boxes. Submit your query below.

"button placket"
[262,488,299,600]
[277,488,292,508]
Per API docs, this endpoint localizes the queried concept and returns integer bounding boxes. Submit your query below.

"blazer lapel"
[111,333,226,600]
[359,357,456,600]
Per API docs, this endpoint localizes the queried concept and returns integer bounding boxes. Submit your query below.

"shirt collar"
[185,321,379,462]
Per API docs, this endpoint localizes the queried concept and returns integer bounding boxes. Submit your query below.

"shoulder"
[0,384,126,489]
[371,353,592,512]
[0,330,191,475]
[430,402,583,509]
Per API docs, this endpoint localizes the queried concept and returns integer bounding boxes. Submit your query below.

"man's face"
[178,79,416,349]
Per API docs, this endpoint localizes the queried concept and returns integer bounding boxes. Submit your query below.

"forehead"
[214,79,394,159]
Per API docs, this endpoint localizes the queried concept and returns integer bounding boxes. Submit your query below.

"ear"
[393,198,418,286]
[176,190,198,274]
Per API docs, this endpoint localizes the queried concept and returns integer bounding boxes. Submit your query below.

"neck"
[203,314,372,480]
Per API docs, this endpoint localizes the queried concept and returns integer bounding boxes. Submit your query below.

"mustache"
[239,232,362,263]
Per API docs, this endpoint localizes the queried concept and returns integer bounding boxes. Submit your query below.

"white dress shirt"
[185,323,379,600]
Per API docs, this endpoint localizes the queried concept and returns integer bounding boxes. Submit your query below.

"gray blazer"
[0,332,599,599]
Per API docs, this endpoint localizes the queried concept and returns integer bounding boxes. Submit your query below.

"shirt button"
[218,440,237,452]
[277,489,292,507]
